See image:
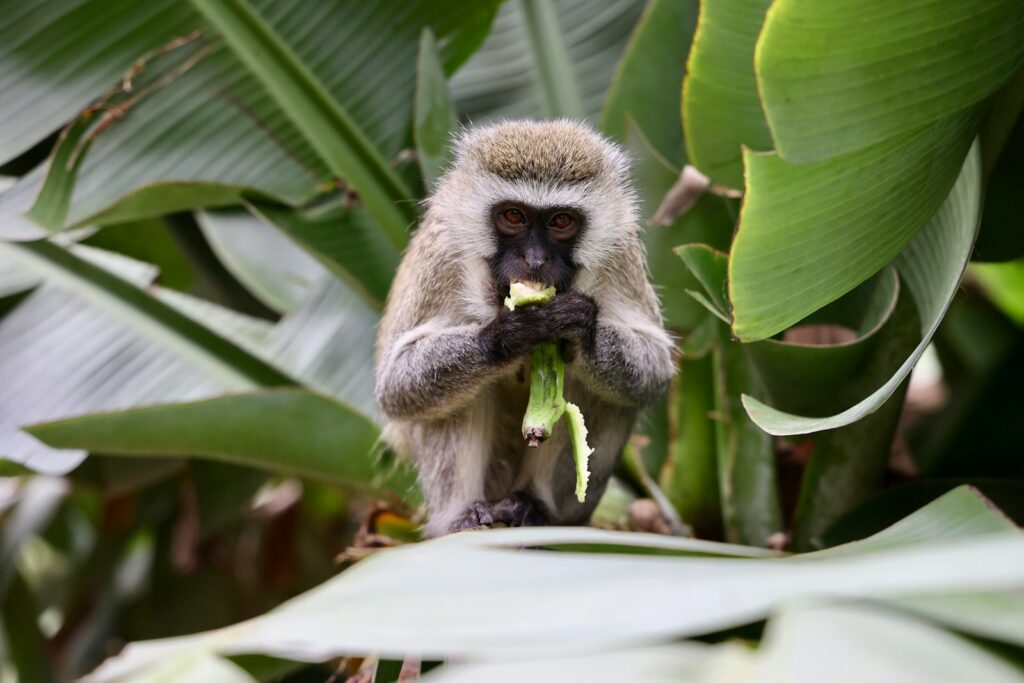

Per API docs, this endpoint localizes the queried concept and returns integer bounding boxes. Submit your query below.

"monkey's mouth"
[512,279,548,292]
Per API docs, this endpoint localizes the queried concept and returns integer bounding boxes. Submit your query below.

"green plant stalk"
[506,284,593,501]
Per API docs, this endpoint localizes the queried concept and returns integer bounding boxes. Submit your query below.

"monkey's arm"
[376,321,505,421]
[577,309,676,407]
[571,244,676,408]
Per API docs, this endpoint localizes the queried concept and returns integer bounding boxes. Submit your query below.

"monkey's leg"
[491,492,549,527]
[410,400,500,537]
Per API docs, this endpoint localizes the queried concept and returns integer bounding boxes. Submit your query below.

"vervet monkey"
[376,120,675,536]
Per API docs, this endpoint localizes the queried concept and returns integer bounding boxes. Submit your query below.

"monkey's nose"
[523,248,548,270]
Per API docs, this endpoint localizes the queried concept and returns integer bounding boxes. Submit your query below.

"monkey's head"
[429,120,638,295]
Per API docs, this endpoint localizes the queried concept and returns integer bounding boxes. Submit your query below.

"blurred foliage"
[0,0,1022,681]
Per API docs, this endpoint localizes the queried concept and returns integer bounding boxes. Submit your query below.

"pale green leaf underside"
[729,109,977,342]
[742,141,982,435]
[83,487,1024,680]
[756,0,1024,163]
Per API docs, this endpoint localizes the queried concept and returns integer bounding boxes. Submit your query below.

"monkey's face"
[488,201,584,294]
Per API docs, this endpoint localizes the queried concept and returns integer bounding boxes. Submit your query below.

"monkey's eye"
[503,208,525,224]
[548,212,578,239]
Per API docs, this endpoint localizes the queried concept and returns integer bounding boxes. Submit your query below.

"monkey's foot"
[448,500,496,533]
[492,492,548,527]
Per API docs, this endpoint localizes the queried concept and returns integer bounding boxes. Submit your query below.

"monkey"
[375,119,675,537]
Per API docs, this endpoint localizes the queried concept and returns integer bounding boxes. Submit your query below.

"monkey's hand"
[545,291,598,351]
[479,291,597,363]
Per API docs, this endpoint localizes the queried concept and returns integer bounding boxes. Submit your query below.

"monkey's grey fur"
[375,119,675,536]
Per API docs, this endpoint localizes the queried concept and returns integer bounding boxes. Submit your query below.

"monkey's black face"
[488,201,584,296]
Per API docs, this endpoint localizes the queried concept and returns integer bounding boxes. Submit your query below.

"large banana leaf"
[600,0,698,168]
[729,114,977,341]
[0,0,195,165]
[0,234,379,472]
[196,208,328,314]
[19,0,499,230]
[26,389,381,488]
[82,487,1024,680]
[681,0,774,189]
[742,142,982,434]
[755,0,1024,163]
[450,0,645,122]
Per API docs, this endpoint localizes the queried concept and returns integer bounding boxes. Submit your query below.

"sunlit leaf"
[681,0,773,189]
[742,141,983,434]
[755,0,1024,162]
[729,113,977,342]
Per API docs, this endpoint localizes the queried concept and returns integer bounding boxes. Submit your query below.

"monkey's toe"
[448,500,496,533]
[492,492,549,527]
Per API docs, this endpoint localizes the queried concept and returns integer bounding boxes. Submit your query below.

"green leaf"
[450,0,645,122]
[23,116,93,232]
[29,1,499,229]
[973,260,1024,326]
[755,0,1024,163]
[622,122,733,331]
[681,0,774,189]
[415,29,458,190]
[83,487,1024,676]
[729,110,978,342]
[600,0,698,168]
[675,244,729,320]
[26,389,380,488]
[0,243,283,473]
[520,0,584,119]
[658,355,721,538]
[1,241,291,390]
[742,140,983,434]
[711,322,782,546]
[250,201,401,311]
[2,570,58,683]
[189,0,414,249]
[196,208,328,314]
[0,0,197,165]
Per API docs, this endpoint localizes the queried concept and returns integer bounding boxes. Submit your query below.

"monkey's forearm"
[376,324,508,421]
[577,322,675,407]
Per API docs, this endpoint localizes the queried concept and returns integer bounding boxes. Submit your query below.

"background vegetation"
[0,0,1022,680]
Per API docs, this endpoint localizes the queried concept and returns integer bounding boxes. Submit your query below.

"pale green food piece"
[507,281,593,501]
[505,282,556,310]
[563,402,593,502]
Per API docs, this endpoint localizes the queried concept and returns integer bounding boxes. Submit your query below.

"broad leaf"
[423,643,742,683]
[83,487,1024,679]
[189,0,414,248]
[26,1,499,229]
[742,141,983,434]
[0,243,284,473]
[414,30,457,190]
[521,0,584,118]
[752,602,1024,683]
[0,0,195,165]
[26,389,381,488]
[710,323,781,546]
[250,201,400,311]
[755,0,1024,163]
[600,0,698,168]
[197,208,328,314]
[729,113,977,342]
[450,0,645,122]
[681,0,774,189]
